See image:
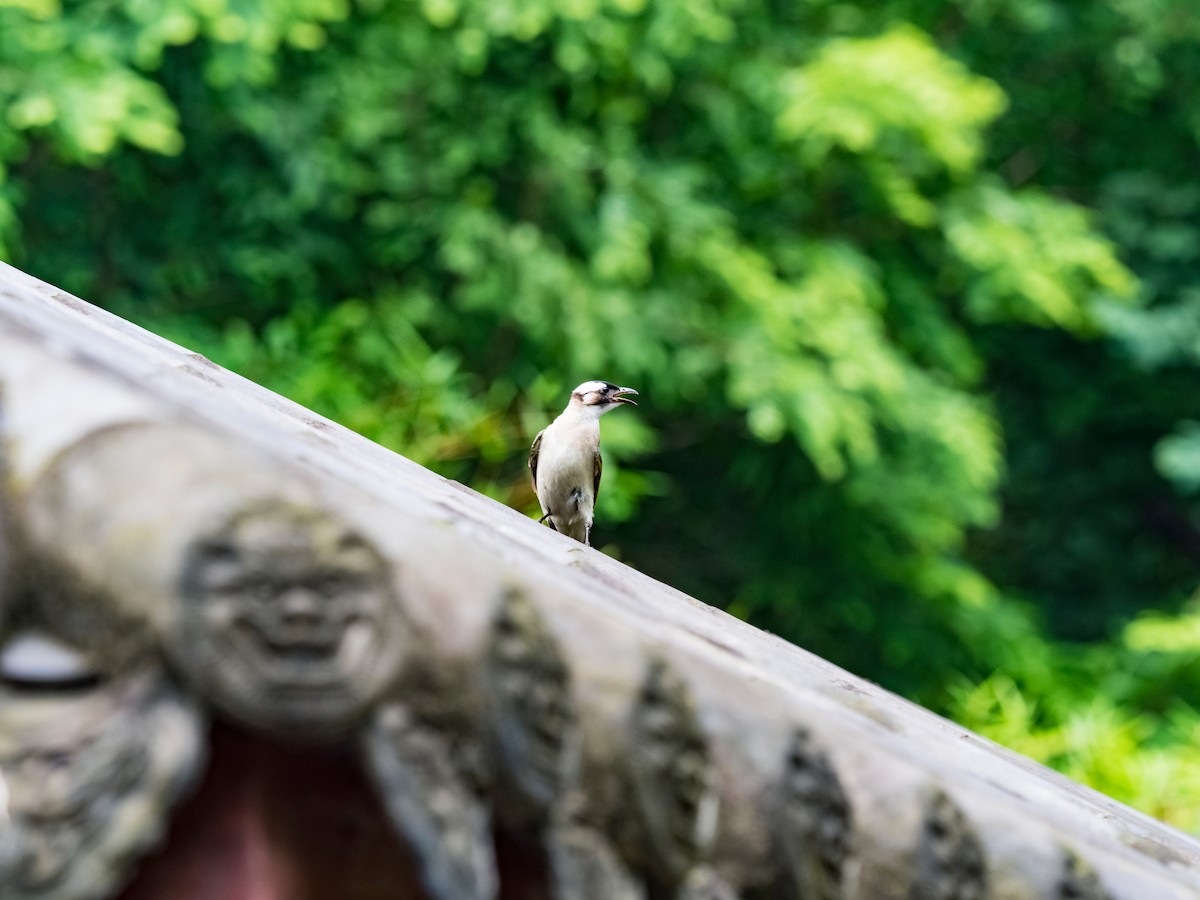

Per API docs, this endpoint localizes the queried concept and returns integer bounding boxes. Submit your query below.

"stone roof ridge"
[1,260,1198,899]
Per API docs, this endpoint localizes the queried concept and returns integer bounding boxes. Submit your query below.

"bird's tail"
[560,519,589,544]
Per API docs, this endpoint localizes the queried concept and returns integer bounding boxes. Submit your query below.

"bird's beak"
[612,387,638,406]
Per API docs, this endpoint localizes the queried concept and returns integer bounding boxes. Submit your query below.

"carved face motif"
[2,706,146,887]
[175,503,405,737]
[0,659,204,898]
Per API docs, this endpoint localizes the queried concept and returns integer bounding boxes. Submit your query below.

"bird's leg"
[584,523,591,546]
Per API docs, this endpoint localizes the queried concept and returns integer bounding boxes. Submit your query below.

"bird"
[528,380,639,546]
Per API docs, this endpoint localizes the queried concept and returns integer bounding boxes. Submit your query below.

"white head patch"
[573,380,611,395]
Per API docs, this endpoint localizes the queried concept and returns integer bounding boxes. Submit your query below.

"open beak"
[612,387,638,406]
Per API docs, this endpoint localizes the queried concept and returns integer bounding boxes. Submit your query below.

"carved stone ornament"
[8,554,156,680]
[675,865,739,900]
[0,513,8,637]
[0,649,205,900]
[623,657,719,889]
[0,385,11,634]
[1059,850,1115,900]
[362,702,498,900]
[172,501,406,739]
[545,823,647,900]
[910,789,987,900]
[482,589,579,829]
[0,826,22,897]
[774,726,852,900]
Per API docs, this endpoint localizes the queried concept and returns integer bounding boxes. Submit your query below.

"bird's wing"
[593,448,603,504]
[528,429,545,492]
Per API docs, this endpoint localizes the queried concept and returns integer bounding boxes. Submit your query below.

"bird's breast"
[535,425,598,516]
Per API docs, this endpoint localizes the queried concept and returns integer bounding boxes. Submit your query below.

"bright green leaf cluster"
[946,182,1137,329]
[952,596,1200,833]
[779,26,1006,225]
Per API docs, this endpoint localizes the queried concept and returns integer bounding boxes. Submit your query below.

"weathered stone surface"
[0,384,12,634]
[771,726,852,900]
[910,789,987,900]
[1,261,1200,899]
[621,657,719,890]
[0,668,204,900]
[362,703,497,900]
[545,823,646,900]
[675,865,739,900]
[1060,849,1116,900]
[20,422,409,739]
[177,499,406,738]
[4,551,155,680]
[483,588,579,830]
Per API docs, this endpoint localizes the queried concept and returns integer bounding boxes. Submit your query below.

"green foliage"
[951,597,1200,833]
[779,26,1005,226]
[911,1,1200,591]
[945,183,1135,328]
[1157,424,1200,496]
[211,298,514,472]
[4,0,1200,833]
